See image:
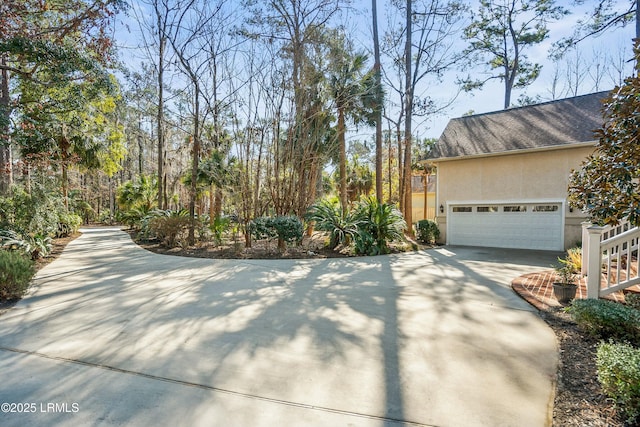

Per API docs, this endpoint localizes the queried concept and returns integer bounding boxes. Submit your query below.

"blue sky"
[114,0,636,140]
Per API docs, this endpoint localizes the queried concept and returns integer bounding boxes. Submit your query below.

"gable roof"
[429,91,609,160]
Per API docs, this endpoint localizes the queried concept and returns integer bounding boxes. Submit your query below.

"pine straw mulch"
[127,229,425,259]
[539,307,626,426]
[513,270,639,426]
[2,229,636,426]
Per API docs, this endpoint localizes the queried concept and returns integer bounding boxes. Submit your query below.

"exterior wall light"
[439,204,444,214]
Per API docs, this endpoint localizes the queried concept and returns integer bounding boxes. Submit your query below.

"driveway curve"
[0,227,558,427]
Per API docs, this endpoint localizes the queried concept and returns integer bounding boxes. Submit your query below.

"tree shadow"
[0,228,559,426]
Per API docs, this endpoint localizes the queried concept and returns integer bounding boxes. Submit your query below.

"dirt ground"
[4,230,630,426]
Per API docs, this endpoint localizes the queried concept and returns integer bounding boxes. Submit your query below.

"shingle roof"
[429,91,609,160]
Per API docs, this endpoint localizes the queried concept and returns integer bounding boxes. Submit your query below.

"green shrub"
[116,175,157,212]
[210,216,231,246]
[249,215,303,251]
[416,219,440,244]
[270,216,303,250]
[0,229,31,253]
[0,250,35,300]
[569,299,640,345]
[116,207,149,229]
[626,293,640,311]
[352,197,406,255]
[29,234,52,260]
[137,209,166,240]
[0,185,66,237]
[597,341,640,424]
[98,211,115,225]
[57,212,82,237]
[249,217,277,241]
[306,198,406,255]
[305,199,360,249]
[0,229,51,260]
[148,210,191,247]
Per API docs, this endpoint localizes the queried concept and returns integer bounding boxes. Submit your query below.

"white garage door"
[448,203,563,251]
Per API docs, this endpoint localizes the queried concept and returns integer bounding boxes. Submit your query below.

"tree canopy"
[461,0,569,108]
[0,0,126,193]
[569,41,640,225]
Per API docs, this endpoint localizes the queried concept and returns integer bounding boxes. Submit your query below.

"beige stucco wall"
[412,192,436,222]
[434,145,594,250]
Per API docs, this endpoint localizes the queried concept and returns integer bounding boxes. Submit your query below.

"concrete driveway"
[0,227,559,427]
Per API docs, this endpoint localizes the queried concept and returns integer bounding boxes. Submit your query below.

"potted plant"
[553,259,578,304]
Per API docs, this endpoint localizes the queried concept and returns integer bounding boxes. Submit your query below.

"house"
[411,174,437,221]
[427,91,609,251]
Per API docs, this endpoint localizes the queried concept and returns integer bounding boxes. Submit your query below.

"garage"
[447,202,564,251]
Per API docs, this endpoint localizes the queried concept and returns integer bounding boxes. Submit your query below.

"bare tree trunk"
[387,120,392,203]
[188,87,201,245]
[137,116,144,175]
[0,55,12,195]
[338,108,348,215]
[403,0,413,236]
[209,186,215,225]
[372,0,383,202]
[156,29,166,209]
[397,122,403,212]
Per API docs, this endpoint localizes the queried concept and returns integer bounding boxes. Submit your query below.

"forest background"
[0,0,636,255]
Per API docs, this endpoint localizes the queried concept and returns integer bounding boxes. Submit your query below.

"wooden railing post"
[586,225,605,299]
[581,221,591,276]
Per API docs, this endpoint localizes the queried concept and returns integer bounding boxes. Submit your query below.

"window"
[533,205,559,212]
[452,206,472,213]
[504,205,527,212]
[477,206,498,213]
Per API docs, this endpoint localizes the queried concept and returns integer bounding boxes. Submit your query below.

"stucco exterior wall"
[434,145,594,250]
[412,192,436,222]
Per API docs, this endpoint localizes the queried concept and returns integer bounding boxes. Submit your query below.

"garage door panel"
[448,203,563,251]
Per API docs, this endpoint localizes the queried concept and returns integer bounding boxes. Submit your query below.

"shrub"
[597,341,640,424]
[29,234,52,260]
[0,185,66,237]
[626,293,640,311]
[569,299,640,345]
[564,247,582,273]
[249,217,278,241]
[0,229,51,260]
[116,207,149,230]
[0,229,31,253]
[352,197,406,255]
[147,210,191,247]
[270,216,304,250]
[416,219,440,244]
[305,199,360,249]
[57,212,82,237]
[250,215,303,251]
[306,198,406,255]
[210,216,231,246]
[0,250,35,300]
[138,209,166,240]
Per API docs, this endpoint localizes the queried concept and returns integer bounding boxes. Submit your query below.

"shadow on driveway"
[0,228,559,427]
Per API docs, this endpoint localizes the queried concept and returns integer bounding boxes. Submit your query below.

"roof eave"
[424,140,597,163]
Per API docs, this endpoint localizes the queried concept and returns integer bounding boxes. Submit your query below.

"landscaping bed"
[540,307,624,426]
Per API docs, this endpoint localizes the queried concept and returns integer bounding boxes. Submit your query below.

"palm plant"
[353,197,406,255]
[116,175,157,213]
[306,199,361,249]
[327,42,373,215]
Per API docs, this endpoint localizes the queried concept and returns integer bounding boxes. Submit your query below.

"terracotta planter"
[553,283,578,304]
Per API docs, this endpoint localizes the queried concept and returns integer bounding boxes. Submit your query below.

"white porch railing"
[582,220,640,299]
